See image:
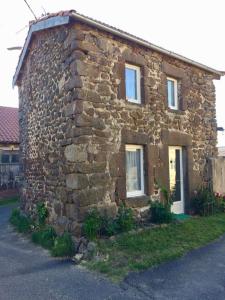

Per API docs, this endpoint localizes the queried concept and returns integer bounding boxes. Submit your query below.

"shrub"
[83,209,103,240]
[51,232,75,257]
[10,208,32,233]
[36,202,48,226]
[32,226,56,249]
[115,204,135,232]
[100,217,118,237]
[150,201,174,224]
[191,188,216,216]
[9,208,21,226]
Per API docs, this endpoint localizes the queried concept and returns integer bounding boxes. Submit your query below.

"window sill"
[167,108,185,115]
[125,99,145,107]
[126,195,149,208]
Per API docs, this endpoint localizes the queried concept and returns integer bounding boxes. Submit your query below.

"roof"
[13,10,224,86]
[218,147,225,157]
[0,106,19,144]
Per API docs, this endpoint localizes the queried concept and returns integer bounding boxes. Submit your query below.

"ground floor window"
[126,144,144,197]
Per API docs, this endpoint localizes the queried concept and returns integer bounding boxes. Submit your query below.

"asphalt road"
[1,205,225,300]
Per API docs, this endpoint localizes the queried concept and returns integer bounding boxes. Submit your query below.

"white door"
[169,146,184,214]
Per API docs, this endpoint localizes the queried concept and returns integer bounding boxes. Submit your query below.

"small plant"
[9,208,21,225]
[36,202,48,226]
[32,226,56,249]
[83,208,103,240]
[51,232,75,257]
[10,208,32,233]
[150,201,174,224]
[101,217,118,237]
[115,204,135,232]
[191,188,216,216]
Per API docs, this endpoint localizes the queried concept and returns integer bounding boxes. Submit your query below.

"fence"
[210,157,225,195]
[0,163,20,190]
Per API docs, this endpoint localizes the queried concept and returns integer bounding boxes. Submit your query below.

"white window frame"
[167,77,178,110]
[125,144,145,198]
[125,63,141,104]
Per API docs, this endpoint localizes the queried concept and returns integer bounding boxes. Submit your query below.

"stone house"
[13,10,223,236]
[0,106,20,190]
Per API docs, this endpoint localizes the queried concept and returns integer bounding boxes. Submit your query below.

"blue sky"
[1,0,225,145]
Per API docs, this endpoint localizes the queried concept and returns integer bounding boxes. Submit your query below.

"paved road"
[1,205,225,299]
[0,205,142,300]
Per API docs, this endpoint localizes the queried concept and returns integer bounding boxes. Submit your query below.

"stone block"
[75,187,106,207]
[65,76,83,91]
[64,144,87,162]
[65,203,77,219]
[66,173,88,190]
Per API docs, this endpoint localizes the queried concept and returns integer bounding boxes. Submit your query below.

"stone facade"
[16,16,220,236]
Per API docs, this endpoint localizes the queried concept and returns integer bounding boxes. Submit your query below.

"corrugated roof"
[0,106,19,144]
[13,9,224,86]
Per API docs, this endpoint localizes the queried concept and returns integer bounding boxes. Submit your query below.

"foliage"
[83,205,135,240]
[115,204,135,232]
[10,205,74,258]
[83,208,103,240]
[36,202,48,226]
[0,196,19,206]
[160,185,173,206]
[150,200,174,224]
[32,226,56,249]
[9,208,32,233]
[51,232,75,257]
[85,213,225,282]
[191,188,219,216]
[100,217,118,237]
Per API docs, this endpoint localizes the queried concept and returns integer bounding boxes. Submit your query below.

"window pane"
[11,154,19,163]
[126,149,142,192]
[167,79,175,107]
[1,154,10,163]
[125,67,137,99]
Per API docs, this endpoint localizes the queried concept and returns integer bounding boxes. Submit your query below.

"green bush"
[83,209,103,240]
[115,204,135,232]
[83,205,135,239]
[36,202,48,226]
[32,226,56,249]
[150,201,174,224]
[191,188,216,216]
[9,208,20,226]
[51,232,75,257]
[100,217,118,237]
[10,208,32,233]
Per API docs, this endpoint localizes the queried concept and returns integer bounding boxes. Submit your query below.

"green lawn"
[0,196,19,206]
[85,213,225,281]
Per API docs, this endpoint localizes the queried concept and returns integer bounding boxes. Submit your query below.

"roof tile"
[0,106,19,144]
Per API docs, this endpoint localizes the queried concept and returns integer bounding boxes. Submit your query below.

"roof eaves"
[71,11,224,77]
[13,15,71,87]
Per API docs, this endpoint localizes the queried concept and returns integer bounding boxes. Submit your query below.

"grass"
[85,213,225,281]
[0,196,19,206]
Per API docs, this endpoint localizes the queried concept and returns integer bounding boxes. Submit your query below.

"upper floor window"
[125,64,141,104]
[167,77,178,110]
[1,154,10,164]
[126,144,144,197]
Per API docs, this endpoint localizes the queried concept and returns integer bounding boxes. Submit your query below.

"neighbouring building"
[218,146,225,156]
[13,10,224,236]
[0,106,20,190]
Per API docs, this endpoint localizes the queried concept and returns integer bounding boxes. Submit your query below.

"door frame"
[169,146,185,214]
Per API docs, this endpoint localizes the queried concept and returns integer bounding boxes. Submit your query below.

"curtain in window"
[126,149,141,192]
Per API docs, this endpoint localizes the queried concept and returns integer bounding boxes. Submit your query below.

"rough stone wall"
[18,22,218,236]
